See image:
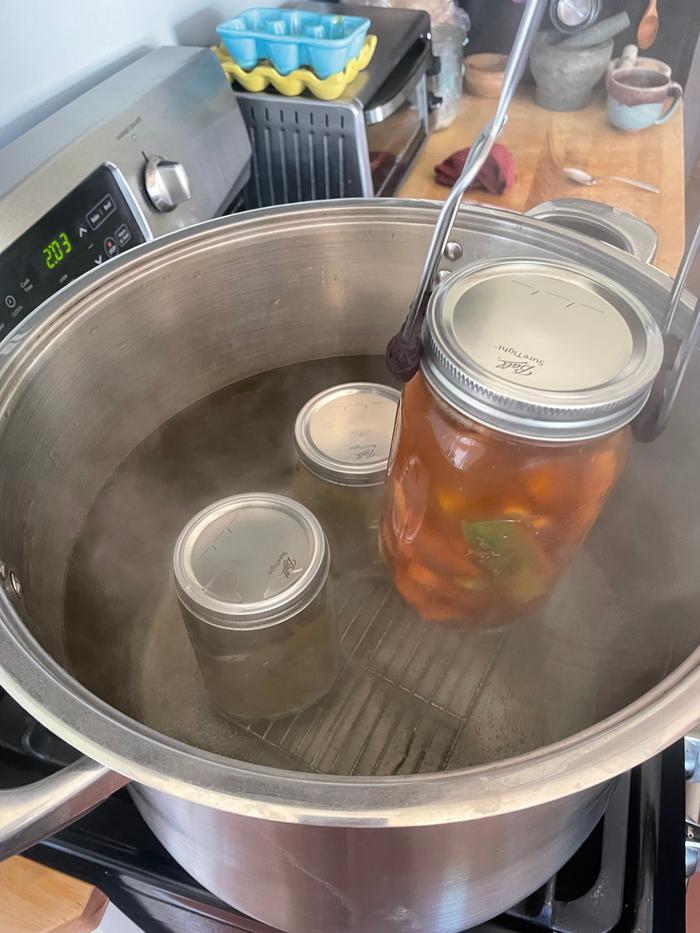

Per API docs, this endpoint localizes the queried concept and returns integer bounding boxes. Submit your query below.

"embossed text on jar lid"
[173,494,329,629]
[295,382,401,486]
[421,257,664,441]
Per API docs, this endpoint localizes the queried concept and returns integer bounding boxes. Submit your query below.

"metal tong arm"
[633,220,700,441]
[400,0,548,344]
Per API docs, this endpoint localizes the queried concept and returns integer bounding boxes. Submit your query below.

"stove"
[0,689,685,933]
[0,46,251,338]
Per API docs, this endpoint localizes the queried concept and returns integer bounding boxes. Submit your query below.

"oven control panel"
[0,165,145,339]
[0,46,252,343]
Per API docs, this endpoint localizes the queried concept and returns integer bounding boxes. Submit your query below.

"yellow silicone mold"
[213,35,377,101]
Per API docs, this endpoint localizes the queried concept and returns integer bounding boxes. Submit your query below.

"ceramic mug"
[607,67,682,131]
[607,54,671,82]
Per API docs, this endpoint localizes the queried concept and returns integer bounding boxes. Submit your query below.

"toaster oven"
[234,2,432,206]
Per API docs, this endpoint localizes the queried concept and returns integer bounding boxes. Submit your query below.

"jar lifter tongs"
[633,221,700,441]
[386,0,700,443]
[386,0,548,383]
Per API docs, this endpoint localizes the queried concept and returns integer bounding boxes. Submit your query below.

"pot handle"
[0,756,127,860]
[687,820,700,878]
[523,198,658,263]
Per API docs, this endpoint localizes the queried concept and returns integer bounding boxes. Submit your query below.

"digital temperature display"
[0,165,145,339]
[43,232,72,269]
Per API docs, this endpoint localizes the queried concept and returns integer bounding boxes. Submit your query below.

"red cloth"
[434,143,515,194]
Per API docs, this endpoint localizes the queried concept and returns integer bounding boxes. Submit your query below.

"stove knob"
[144,156,191,213]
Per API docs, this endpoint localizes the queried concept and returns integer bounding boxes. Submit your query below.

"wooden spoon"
[637,0,659,50]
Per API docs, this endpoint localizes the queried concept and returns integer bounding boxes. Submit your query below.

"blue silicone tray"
[216,9,371,79]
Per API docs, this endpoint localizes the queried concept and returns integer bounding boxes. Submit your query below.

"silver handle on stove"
[687,819,700,878]
[685,732,700,878]
[0,755,127,860]
[686,733,700,782]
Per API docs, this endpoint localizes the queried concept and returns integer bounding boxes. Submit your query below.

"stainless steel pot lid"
[294,382,400,485]
[173,494,329,628]
[422,257,664,441]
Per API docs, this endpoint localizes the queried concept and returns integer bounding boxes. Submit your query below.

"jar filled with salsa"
[381,258,664,626]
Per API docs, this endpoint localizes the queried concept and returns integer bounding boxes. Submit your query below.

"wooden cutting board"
[399,88,685,276]
[0,856,107,933]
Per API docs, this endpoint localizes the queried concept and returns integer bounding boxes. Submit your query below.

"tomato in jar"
[382,372,630,624]
[381,258,664,626]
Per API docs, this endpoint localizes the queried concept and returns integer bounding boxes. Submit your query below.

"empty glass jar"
[173,493,337,720]
[381,258,664,626]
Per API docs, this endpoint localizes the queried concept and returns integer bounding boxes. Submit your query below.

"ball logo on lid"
[349,440,378,460]
[494,344,545,377]
[268,551,301,581]
[422,258,665,442]
[450,274,634,392]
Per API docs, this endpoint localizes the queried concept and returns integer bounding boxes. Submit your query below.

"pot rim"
[0,199,697,828]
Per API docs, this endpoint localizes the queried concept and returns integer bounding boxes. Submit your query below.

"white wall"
[0,0,281,149]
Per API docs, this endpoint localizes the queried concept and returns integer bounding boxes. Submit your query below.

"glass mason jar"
[381,258,664,627]
[430,23,468,131]
[173,493,337,721]
[293,382,400,577]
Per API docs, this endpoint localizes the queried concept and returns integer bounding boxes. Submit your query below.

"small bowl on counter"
[464,53,508,98]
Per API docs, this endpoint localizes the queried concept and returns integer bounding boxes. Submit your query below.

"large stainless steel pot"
[0,200,699,933]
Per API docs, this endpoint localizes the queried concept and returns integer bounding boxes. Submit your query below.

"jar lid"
[173,494,329,629]
[294,382,400,486]
[421,258,664,441]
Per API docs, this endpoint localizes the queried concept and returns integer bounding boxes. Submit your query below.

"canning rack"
[237,574,507,775]
[386,0,700,442]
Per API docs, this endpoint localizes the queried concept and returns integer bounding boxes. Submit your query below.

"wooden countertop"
[0,856,107,933]
[399,89,685,275]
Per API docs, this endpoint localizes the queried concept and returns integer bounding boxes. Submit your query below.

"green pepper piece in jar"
[461,520,552,605]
